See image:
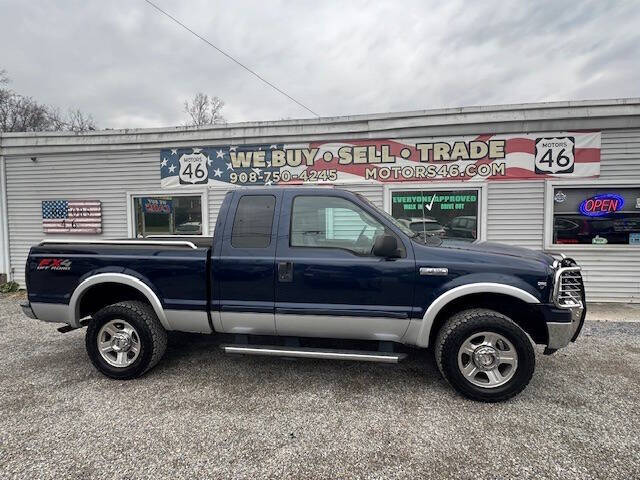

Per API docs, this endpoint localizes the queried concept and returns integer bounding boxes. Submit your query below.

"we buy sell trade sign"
[160,131,600,187]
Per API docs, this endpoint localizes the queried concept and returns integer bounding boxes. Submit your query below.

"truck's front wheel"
[434,308,535,402]
[85,301,167,379]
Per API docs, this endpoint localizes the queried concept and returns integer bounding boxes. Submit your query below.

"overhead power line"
[142,0,320,118]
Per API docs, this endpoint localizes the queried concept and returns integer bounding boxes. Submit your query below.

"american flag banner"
[42,200,102,234]
[160,131,601,188]
[160,145,283,188]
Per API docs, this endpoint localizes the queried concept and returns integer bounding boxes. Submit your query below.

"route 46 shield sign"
[534,137,575,174]
[179,153,209,184]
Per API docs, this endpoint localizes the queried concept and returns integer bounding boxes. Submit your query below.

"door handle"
[419,267,449,276]
[278,261,293,282]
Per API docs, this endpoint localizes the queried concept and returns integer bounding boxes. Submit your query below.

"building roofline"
[2,97,640,156]
[2,97,639,139]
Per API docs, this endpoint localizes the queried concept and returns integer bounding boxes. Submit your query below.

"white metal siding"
[343,184,384,208]
[0,157,7,277]
[330,208,364,241]
[555,129,640,302]
[207,188,229,234]
[559,251,640,302]
[5,152,213,286]
[482,129,640,302]
[334,184,385,238]
[3,118,639,303]
[600,129,640,179]
[486,181,545,249]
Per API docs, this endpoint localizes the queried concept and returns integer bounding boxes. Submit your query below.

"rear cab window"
[231,195,276,248]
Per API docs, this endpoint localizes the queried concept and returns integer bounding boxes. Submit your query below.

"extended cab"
[22,187,586,402]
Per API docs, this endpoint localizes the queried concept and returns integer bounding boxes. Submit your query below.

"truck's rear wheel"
[86,300,167,379]
[434,308,535,402]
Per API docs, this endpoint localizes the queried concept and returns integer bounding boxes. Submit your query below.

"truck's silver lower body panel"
[165,309,212,334]
[30,302,70,324]
[275,314,410,342]
[20,302,38,320]
[219,312,275,335]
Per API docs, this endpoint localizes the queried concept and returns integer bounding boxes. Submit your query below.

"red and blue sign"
[142,198,172,214]
[579,193,625,217]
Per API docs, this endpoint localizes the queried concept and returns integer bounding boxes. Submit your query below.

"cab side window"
[231,195,276,248]
[290,196,386,255]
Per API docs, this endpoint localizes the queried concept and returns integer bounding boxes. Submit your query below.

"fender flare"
[68,273,170,330]
[416,282,540,347]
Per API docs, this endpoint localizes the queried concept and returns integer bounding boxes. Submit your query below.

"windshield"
[355,193,443,246]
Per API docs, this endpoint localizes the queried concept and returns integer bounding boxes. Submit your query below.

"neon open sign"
[579,193,625,217]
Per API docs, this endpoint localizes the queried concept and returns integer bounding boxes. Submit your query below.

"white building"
[1,99,639,301]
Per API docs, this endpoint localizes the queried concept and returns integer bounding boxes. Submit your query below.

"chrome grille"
[554,267,584,308]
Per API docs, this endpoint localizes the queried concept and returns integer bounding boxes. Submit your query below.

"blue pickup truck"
[22,187,585,402]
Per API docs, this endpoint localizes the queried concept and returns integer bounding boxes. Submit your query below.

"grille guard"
[553,266,584,309]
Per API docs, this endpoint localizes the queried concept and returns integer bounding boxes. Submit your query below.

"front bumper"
[20,301,38,320]
[546,303,586,350]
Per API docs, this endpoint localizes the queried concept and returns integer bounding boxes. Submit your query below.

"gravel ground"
[1,293,639,480]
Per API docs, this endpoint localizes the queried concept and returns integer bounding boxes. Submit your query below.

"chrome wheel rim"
[97,319,141,368]
[457,331,518,389]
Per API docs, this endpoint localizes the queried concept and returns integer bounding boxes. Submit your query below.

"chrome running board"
[221,344,406,363]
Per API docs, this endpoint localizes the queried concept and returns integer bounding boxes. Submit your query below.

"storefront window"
[552,187,640,245]
[133,195,203,237]
[390,189,480,242]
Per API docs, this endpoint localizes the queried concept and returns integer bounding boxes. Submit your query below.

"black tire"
[85,300,167,380]
[434,308,535,402]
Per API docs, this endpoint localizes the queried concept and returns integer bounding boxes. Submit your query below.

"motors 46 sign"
[535,137,575,174]
[179,152,209,185]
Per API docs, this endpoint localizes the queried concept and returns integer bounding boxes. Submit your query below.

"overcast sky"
[1,0,639,129]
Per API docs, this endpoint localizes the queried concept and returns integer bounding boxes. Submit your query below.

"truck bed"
[27,238,211,312]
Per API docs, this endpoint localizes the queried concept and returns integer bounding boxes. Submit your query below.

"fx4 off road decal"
[37,258,72,271]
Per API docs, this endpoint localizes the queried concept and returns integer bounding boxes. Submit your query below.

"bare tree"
[0,68,96,133]
[0,93,50,132]
[183,92,225,127]
[47,107,96,132]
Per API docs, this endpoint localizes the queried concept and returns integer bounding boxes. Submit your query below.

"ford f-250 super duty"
[22,187,585,402]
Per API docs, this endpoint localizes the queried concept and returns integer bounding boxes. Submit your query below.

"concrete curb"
[586,303,640,323]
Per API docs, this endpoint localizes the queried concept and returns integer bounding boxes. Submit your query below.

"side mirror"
[372,234,400,258]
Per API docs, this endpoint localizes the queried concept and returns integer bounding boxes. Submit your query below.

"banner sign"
[142,197,172,214]
[160,132,600,187]
[42,200,102,234]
